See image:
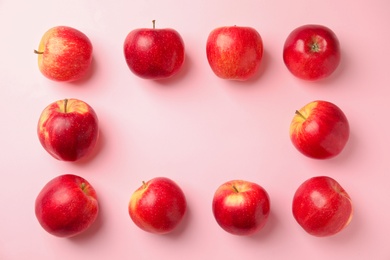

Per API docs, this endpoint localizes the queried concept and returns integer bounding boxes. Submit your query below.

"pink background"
[0,0,389,259]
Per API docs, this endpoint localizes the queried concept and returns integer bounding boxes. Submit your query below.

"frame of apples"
[33,22,352,239]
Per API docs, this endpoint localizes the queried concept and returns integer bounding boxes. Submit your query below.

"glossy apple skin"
[206,26,263,81]
[292,176,353,237]
[35,26,93,82]
[212,180,270,236]
[37,98,99,162]
[283,24,340,81]
[35,174,99,238]
[129,177,187,234]
[123,22,185,80]
[290,100,349,159]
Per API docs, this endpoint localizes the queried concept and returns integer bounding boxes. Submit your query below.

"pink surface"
[0,0,389,259]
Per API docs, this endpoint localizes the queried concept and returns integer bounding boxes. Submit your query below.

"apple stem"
[34,50,44,55]
[63,99,69,113]
[295,110,307,120]
[152,20,156,29]
[232,185,239,193]
[142,181,147,189]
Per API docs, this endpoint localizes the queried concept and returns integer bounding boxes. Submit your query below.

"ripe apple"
[37,98,99,162]
[128,177,187,234]
[283,24,341,81]
[292,176,353,237]
[212,180,270,236]
[123,20,185,80]
[206,26,263,81]
[35,174,99,238]
[290,100,350,159]
[34,26,93,82]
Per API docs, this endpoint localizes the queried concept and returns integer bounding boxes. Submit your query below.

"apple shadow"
[64,57,98,87]
[246,211,278,241]
[67,203,105,243]
[161,205,191,239]
[73,128,106,167]
[325,130,357,166]
[333,203,362,242]
[152,53,192,87]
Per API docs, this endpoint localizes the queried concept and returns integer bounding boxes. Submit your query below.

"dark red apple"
[35,174,99,238]
[212,180,270,236]
[35,26,93,82]
[123,20,185,80]
[128,177,187,234]
[37,98,99,161]
[283,24,341,81]
[290,100,350,159]
[292,176,353,237]
[206,26,263,81]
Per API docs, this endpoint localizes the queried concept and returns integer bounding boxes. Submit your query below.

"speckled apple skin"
[290,100,349,159]
[123,25,185,80]
[129,177,187,234]
[212,180,270,236]
[206,26,263,81]
[35,174,99,238]
[292,176,353,237]
[37,98,99,161]
[36,26,93,82]
[283,24,341,81]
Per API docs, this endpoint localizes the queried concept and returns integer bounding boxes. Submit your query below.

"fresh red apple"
[35,174,99,238]
[123,20,185,80]
[37,98,99,162]
[292,176,353,237]
[283,24,341,81]
[34,26,93,82]
[290,100,349,159]
[128,177,187,234]
[206,26,263,81]
[212,180,270,236]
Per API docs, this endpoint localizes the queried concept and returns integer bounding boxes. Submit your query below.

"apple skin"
[128,177,187,234]
[206,26,263,81]
[290,100,349,159]
[123,21,185,80]
[37,98,99,162]
[35,174,99,238]
[212,180,270,236]
[283,24,341,81]
[35,26,93,82]
[292,176,353,237]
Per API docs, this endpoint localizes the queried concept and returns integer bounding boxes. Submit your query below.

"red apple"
[35,174,99,238]
[292,176,353,237]
[212,180,270,236]
[123,20,185,80]
[35,26,93,82]
[290,100,349,159]
[37,98,99,162]
[128,177,187,234]
[283,24,341,81]
[206,26,263,81]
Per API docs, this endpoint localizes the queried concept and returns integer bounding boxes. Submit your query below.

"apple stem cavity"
[295,110,307,120]
[311,42,320,52]
[34,50,44,55]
